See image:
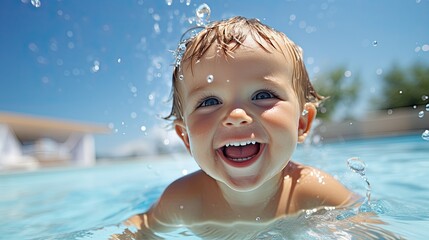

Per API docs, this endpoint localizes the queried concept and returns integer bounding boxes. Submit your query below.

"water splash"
[172,27,204,71]
[172,4,210,73]
[347,157,371,207]
[174,42,187,68]
[31,0,41,8]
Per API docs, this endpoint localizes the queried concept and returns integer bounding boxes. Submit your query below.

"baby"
[126,16,356,238]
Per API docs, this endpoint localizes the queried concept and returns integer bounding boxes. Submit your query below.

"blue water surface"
[1,135,428,239]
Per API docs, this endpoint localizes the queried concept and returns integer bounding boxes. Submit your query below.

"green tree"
[376,62,429,110]
[313,67,361,121]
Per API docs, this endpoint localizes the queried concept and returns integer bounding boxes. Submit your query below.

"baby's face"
[175,38,304,191]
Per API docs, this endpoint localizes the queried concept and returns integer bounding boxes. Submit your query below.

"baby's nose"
[222,108,253,127]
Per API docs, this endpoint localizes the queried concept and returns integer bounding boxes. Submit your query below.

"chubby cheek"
[261,103,300,150]
[186,114,218,155]
[263,103,300,131]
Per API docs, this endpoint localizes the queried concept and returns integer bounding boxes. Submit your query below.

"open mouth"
[216,141,264,167]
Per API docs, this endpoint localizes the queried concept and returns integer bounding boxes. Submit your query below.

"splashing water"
[172,3,210,73]
[422,130,429,141]
[347,157,371,207]
[31,0,41,8]
[174,42,187,68]
[195,3,211,26]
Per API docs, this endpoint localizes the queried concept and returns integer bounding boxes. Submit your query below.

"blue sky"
[1,0,428,155]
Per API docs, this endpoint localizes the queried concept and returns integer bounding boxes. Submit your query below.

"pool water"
[1,135,428,239]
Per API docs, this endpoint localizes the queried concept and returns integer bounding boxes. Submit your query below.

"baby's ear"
[298,103,317,143]
[174,120,192,154]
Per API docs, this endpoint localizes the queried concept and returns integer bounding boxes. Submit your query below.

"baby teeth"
[225,141,256,147]
[231,156,252,162]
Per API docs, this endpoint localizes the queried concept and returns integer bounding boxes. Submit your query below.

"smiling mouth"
[217,141,263,166]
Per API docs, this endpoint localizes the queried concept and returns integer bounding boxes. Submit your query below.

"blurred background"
[1,0,428,162]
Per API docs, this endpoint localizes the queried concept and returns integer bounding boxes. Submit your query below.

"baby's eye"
[252,90,277,100]
[197,97,221,108]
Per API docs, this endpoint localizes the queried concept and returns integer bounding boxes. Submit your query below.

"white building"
[0,112,109,171]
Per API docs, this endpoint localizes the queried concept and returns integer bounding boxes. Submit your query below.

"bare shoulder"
[127,170,207,231]
[152,170,206,218]
[287,162,356,209]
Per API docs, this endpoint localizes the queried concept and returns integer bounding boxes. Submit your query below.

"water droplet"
[153,23,161,34]
[41,76,49,84]
[422,130,429,141]
[28,43,38,52]
[347,157,371,205]
[399,90,403,94]
[117,58,121,63]
[255,216,261,221]
[418,111,424,118]
[422,95,429,101]
[347,157,366,174]
[376,68,383,75]
[66,30,73,38]
[182,169,188,175]
[180,205,184,209]
[140,125,146,132]
[166,0,172,5]
[178,74,184,81]
[302,109,308,116]
[372,40,378,46]
[207,74,214,83]
[426,104,429,111]
[344,70,352,78]
[91,61,100,73]
[195,3,211,26]
[31,0,41,8]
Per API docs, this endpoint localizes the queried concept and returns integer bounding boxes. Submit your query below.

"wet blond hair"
[165,16,323,121]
